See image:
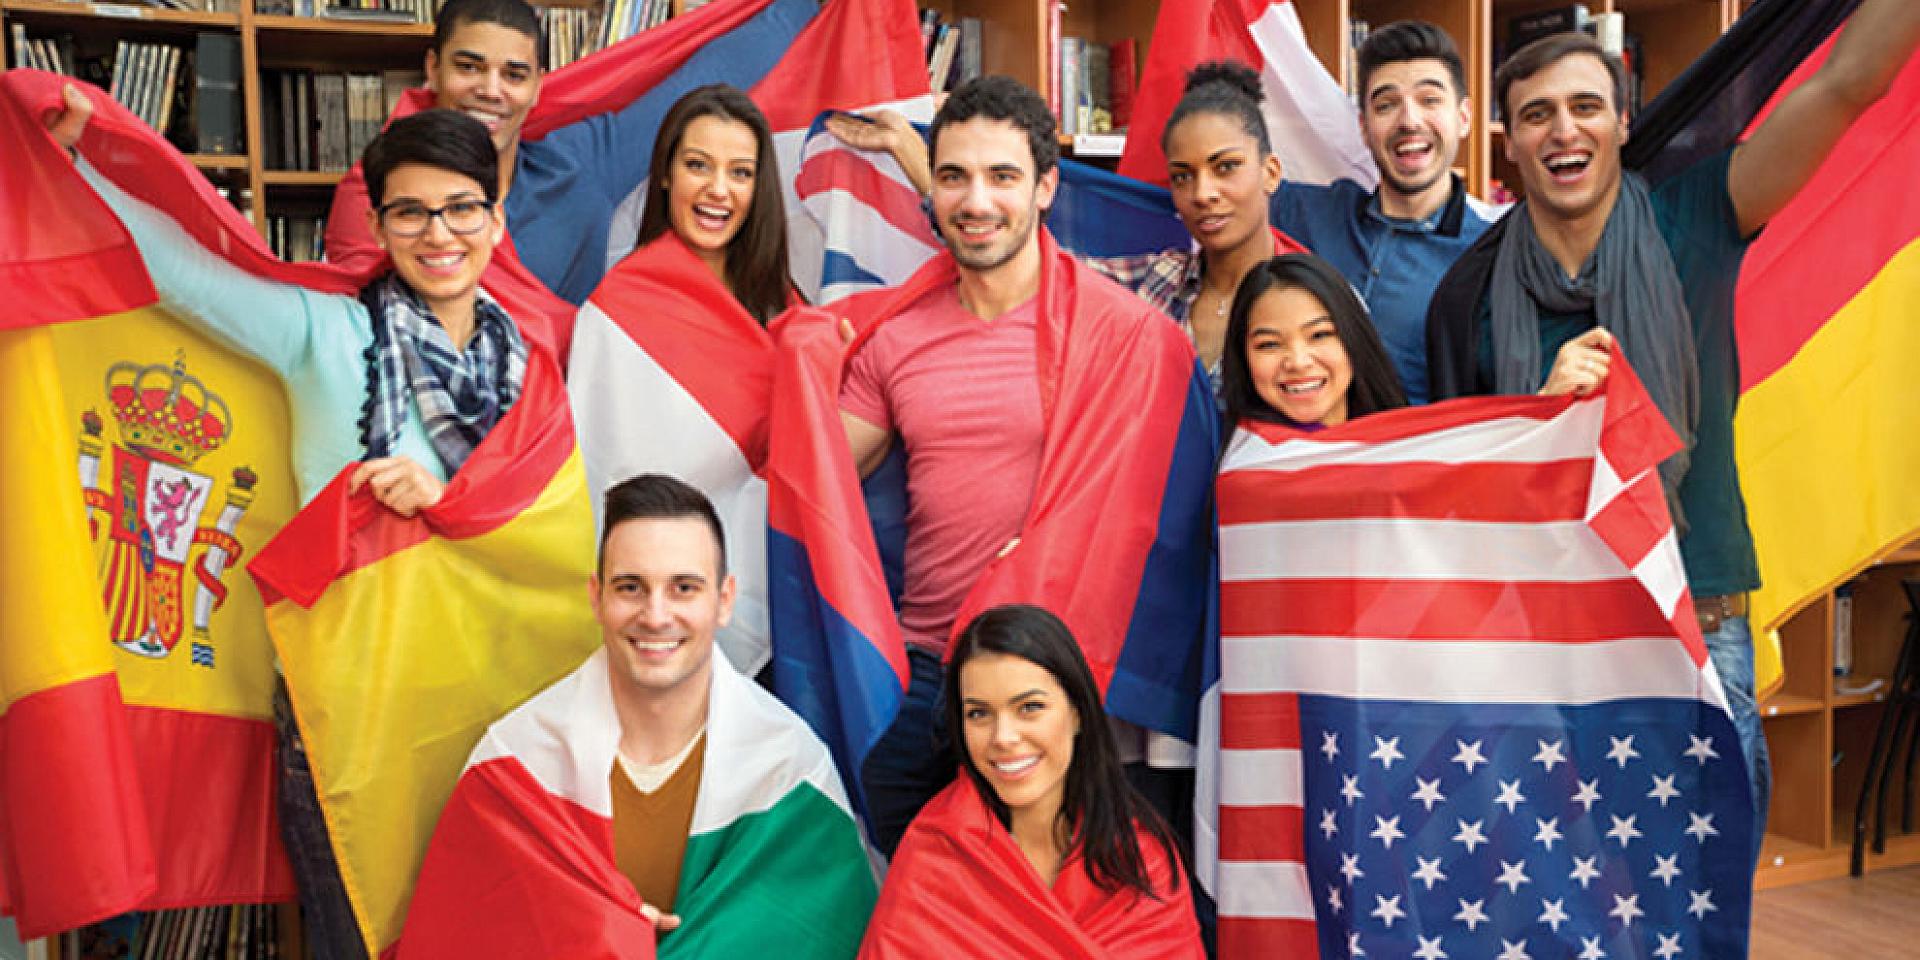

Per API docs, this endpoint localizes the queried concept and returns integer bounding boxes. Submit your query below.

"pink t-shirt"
[840,286,1045,654]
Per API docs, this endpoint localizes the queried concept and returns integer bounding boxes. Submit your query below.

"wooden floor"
[1752,866,1920,957]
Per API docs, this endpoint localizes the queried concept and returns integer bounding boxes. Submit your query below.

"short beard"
[944,210,1037,272]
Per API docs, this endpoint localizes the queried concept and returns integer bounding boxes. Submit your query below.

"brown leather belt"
[1696,593,1749,634]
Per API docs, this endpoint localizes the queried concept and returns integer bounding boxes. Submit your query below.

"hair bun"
[1184,60,1264,103]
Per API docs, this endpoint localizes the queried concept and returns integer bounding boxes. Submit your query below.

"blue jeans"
[860,647,955,858]
[274,682,369,960]
[1703,614,1771,867]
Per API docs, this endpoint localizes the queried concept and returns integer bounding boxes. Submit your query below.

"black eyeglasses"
[376,199,496,238]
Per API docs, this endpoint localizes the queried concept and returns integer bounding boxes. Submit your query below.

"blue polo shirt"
[1273,176,1499,404]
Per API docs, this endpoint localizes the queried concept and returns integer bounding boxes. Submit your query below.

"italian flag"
[396,647,878,959]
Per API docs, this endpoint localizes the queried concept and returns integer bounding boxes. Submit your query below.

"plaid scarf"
[358,273,527,473]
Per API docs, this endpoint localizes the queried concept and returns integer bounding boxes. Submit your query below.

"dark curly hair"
[929,75,1059,176]
[1162,60,1270,157]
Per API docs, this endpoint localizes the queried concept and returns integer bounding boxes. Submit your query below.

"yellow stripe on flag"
[0,326,117,707]
[268,449,600,951]
[1737,239,1920,694]
[46,306,295,718]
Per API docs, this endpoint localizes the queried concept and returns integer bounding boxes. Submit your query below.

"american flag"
[1197,355,1755,959]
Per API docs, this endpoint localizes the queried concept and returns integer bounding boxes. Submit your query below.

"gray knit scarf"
[1490,170,1697,532]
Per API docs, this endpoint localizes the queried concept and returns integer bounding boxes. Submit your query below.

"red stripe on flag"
[1218,692,1301,750]
[1588,472,1674,571]
[0,674,155,939]
[793,150,938,246]
[749,0,930,131]
[1219,805,1306,861]
[523,0,784,139]
[1217,917,1319,959]
[125,706,294,909]
[586,234,774,463]
[1222,578,1680,642]
[1238,391,1571,447]
[1737,45,1920,390]
[1218,460,1593,525]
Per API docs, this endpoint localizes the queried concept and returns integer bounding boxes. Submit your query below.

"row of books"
[261,68,420,172]
[56,904,281,960]
[1055,37,1136,139]
[269,212,330,262]
[599,0,674,51]
[542,4,606,71]
[108,40,188,137]
[255,0,441,23]
[917,10,981,94]
[9,23,73,76]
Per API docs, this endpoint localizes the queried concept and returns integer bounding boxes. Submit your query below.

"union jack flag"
[1198,352,1756,959]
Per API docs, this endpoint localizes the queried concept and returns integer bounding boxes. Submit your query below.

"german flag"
[1626,0,1920,691]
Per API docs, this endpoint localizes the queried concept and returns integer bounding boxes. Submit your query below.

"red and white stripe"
[1196,360,1720,958]
[780,93,941,304]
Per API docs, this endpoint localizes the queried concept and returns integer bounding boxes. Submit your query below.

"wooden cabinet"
[1758,545,1920,888]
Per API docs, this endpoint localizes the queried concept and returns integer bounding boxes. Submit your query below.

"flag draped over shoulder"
[326,0,819,309]
[767,231,1217,827]
[248,330,598,955]
[567,0,934,678]
[857,776,1202,959]
[1199,353,1755,959]
[0,70,299,936]
[569,233,777,675]
[1118,0,1372,188]
[396,648,876,960]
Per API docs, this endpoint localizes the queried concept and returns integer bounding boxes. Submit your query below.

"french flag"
[1119,0,1373,188]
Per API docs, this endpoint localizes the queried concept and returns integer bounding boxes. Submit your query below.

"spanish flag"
[248,337,599,956]
[0,71,296,935]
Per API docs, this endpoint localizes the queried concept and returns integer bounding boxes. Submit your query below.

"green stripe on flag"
[662,780,876,958]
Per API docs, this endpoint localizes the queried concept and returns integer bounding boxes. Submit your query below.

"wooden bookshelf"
[2,0,438,241]
[1754,549,1920,889]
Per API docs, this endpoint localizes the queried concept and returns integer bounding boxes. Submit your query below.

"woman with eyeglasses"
[51,88,524,518]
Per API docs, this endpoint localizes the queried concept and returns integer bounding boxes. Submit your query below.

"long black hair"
[635,84,791,325]
[943,604,1184,899]
[1219,253,1408,426]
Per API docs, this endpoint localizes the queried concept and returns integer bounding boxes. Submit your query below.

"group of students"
[37,0,1920,954]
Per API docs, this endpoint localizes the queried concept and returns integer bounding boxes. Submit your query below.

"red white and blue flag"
[1120,0,1372,188]
[567,0,932,676]
[1199,353,1755,959]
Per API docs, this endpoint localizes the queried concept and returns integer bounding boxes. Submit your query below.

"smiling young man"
[1426,2,1920,864]
[1271,20,1499,405]
[836,76,1206,858]
[400,474,875,958]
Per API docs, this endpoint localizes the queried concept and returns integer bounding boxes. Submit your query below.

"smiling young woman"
[858,604,1204,959]
[1220,254,1408,430]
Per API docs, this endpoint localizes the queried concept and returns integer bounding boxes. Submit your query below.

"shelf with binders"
[0,0,239,30]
